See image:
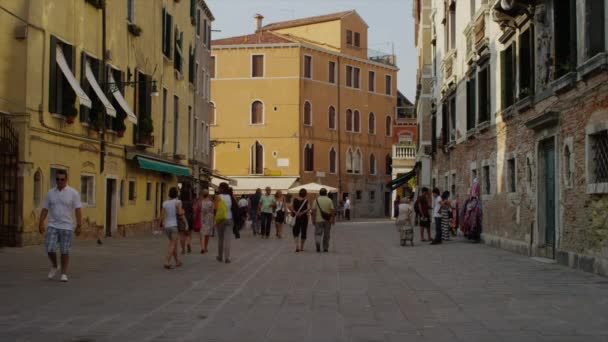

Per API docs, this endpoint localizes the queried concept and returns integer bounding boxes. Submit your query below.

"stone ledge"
[481,233,530,256]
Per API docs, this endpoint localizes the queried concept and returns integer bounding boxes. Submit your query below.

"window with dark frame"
[586,0,605,59]
[508,158,516,192]
[369,154,376,174]
[146,182,152,201]
[346,109,353,131]
[353,67,360,88]
[501,42,516,109]
[48,36,76,116]
[162,8,172,58]
[591,130,608,183]
[385,116,392,136]
[328,61,336,83]
[79,53,100,124]
[466,76,476,131]
[483,165,491,195]
[250,141,264,175]
[251,100,263,124]
[252,54,264,77]
[328,106,336,129]
[329,148,337,173]
[441,102,449,146]
[449,95,456,142]
[174,29,183,73]
[449,1,456,50]
[346,30,353,45]
[477,66,490,124]
[304,101,312,126]
[370,191,376,201]
[385,74,392,95]
[196,9,201,36]
[564,145,572,186]
[385,154,392,175]
[356,191,362,200]
[353,110,360,132]
[304,144,314,171]
[519,27,534,98]
[368,112,375,134]
[346,65,353,87]
[128,180,136,201]
[554,0,578,78]
[354,32,361,47]
[368,70,375,91]
[203,19,207,44]
[304,55,312,78]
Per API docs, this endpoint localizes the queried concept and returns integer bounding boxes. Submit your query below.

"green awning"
[387,168,416,190]
[137,156,191,176]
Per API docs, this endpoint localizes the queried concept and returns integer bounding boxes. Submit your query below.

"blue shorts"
[44,227,74,254]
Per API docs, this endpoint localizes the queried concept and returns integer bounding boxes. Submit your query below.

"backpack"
[215,199,227,224]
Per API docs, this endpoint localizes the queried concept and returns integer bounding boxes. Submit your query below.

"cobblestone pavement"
[1,220,608,342]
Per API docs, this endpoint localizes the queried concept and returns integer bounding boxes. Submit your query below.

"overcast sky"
[206,0,416,100]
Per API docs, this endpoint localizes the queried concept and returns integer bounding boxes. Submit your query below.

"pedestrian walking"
[414,187,432,241]
[237,195,249,232]
[259,187,276,239]
[38,169,82,282]
[343,195,351,220]
[440,191,452,241]
[396,196,415,246]
[249,188,262,236]
[197,189,214,253]
[274,191,286,239]
[179,190,194,254]
[430,188,443,245]
[312,188,335,253]
[289,188,310,252]
[160,187,183,269]
[214,182,236,263]
[462,195,482,243]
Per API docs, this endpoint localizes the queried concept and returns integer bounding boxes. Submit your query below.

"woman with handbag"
[289,188,310,252]
[160,187,183,269]
[274,191,286,239]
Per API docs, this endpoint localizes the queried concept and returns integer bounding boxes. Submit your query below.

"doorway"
[538,138,557,258]
[105,179,117,237]
[384,191,391,217]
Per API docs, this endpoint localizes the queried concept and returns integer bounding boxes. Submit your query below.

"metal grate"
[592,130,608,183]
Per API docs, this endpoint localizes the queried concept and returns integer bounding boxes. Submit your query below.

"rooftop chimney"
[254,14,264,31]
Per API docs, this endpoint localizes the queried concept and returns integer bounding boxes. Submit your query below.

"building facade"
[210,11,397,218]
[423,0,608,275]
[0,0,212,246]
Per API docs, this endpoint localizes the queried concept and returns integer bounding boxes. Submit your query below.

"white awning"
[108,72,137,124]
[85,60,116,117]
[211,176,298,195]
[56,49,92,108]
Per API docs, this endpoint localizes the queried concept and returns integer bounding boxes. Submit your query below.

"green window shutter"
[48,36,58,113]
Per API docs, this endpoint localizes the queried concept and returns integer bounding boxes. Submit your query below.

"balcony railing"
[392,145,416,159]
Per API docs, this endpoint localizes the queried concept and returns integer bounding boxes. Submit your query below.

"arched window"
[304,101,312,126]
[385,154,392,175]
[329,147,337,173]
[346,109,353,131]
[398,131,413,144]
[346,148,354,173]
[328,106,336,130]
[33,170,42,208]
[250,141,264,174]
[385,115,392,136]
[209,102,216,125]
[354,110,360,132]
[354,149,362,174]
[368,112,375,134]
[369,154,376,175]
[304,143,314,171]
[251,100,263,124]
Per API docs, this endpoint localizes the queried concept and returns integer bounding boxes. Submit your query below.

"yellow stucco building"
[211,11,398,217]
[0,0,212,246]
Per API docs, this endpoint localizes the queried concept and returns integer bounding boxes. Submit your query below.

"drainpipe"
[336,56,343,198]
[100,1,107,173]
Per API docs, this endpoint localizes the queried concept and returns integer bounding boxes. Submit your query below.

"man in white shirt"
[38,170,82,282]
[344,196,351,220]
[430,187,443,245]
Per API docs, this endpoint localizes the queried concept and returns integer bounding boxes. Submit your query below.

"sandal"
[163,264,173,270]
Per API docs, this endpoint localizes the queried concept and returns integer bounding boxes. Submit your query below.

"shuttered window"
[353,67,360,88]
[368,71,375,91]
[252,55,264,77]
[385,75,392,95]
[328,61,336,83]
[329,148,337,173]
[353,110,360,132]
[251,101,263,124]
[368,112,375,134]
[346,30,353,45]
[251,141,264,175]
[48,36,76,115]
[304,101,312,126]
[304,55,312,78]
[354,32,361,47]
[162,9,172,58]
[346,109,353,131]
[346,65,353,87]
[328,106,336,129]
[304,144,314,171]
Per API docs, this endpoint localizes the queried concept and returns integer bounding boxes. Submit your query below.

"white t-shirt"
[238,198,248,208]
[220,194,233,220]
[162,199,181,227]
[344,199,351,210]
[42,185,82,231]
[433,196,442,218]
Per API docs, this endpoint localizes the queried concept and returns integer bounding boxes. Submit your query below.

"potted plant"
[138,116,154,145]
[113,112,127,137]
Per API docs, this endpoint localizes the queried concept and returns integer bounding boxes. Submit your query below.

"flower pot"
[66,116,76,124]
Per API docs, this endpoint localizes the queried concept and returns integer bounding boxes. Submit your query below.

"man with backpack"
[311,188,335,253]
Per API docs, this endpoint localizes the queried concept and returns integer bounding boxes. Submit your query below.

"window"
[120,180,125,207]
[353,110,360,132]
[329,147,337,173]
[554,0,578,78]
[385,116,392,136]
[346,148,354,173]
[128,179,136,202]
[174,28,183,73]
[34,170,42,208]
[590,130,608,184]
[250,141,264,175]
[449,95,456,142]
[210,56,216,78]
[48,36,76,116]
[449,1,456,50]
[346,109,353,131]
[304,101,312,126]
[79,53,100,124]
[441,103,448,146]
[173,95,179,155]
[466,76,476,131]
[346,65,353,87]
[346,30,353,45]
[385,154,392,175]
[203,19,208,45]
[146,181,152,201]
[188,45,195,84]
[304,144,314,171]
[196,9,201,36]
[501,42,516,109]
[385,75,392,95]
[368,71,375,92]
[328,61,336,83]
[477,66,490,124]
[354,32,361,47]
[519,28,535,98]
[251,100,263,124]
[356,191,362,200]
[586,0,605,59]
[207,23,212,48]
[304,55,312,79]
[368,112,375,134]
[369,154,376,175]
[127,0,135,23]
[328,106,336,130]
[354,149,362,174]
[508,158,516,193]
[209,102,216,125]
[370,191,376,201]
[353,67,360,88]
[252,54,264,78]
[483,165,491,195]
[162,8,173,58]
